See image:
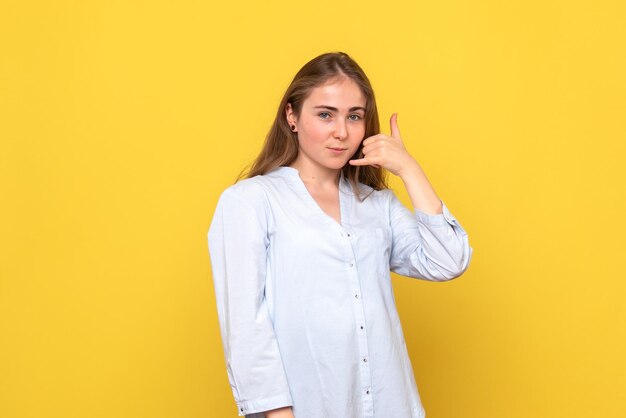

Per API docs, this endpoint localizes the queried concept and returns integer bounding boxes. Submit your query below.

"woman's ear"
[285,103,296,126]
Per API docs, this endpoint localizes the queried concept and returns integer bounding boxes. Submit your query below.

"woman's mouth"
[328,147,347,154]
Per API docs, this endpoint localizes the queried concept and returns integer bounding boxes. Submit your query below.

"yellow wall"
[1,1,624,417]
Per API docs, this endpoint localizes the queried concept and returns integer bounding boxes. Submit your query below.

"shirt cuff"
[236,392,293,416]
[414,200,460,227]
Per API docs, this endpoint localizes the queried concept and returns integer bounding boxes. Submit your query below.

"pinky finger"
[349,158,371,166]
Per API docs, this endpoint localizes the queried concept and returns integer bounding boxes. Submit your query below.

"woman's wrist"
[398,160,443,215]
[396,157,422,180]
[264,406,294,418]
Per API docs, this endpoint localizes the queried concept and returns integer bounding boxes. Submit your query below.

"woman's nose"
[333,119,348,139]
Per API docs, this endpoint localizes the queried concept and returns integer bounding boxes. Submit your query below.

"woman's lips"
[328,147,347,153]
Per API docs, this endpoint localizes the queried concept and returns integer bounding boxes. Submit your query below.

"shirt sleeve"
[387,190,474,281]
[207,186,293,416]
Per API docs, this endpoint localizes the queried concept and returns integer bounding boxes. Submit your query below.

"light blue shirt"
[207,166,473,418]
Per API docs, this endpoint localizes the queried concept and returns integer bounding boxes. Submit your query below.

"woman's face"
[287,77,367,173]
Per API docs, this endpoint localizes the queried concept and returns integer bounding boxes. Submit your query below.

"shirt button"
[363,357,368,363]
[354,294,359,299]
[366,389,370,394]
[349,263,354,267]
[360,325,364,330]
[347,233,351,237]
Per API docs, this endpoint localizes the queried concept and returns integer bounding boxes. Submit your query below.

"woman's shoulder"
[219,175,270,206]
[221,166,296,198]
[217,169,291,212]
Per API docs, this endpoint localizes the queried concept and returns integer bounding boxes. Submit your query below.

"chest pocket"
[354,225,392,274]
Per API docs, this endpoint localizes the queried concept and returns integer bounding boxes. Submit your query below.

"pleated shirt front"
[207,166,473,418]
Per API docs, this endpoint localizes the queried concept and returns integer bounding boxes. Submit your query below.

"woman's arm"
[208,184,293,416]
[350,113,473,280]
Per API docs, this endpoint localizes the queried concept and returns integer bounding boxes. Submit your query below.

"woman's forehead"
[304,77,366,108]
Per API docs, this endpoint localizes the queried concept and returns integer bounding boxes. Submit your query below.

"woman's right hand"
[264,406,295,418]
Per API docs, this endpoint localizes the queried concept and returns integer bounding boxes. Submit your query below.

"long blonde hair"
[237,51,388,200]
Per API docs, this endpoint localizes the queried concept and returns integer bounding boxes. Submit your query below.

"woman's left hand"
[348,113,419,177]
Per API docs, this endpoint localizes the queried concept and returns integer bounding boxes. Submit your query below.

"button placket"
[341,229,374,416]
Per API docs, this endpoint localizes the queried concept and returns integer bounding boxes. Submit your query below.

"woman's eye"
[349,114,362,121]
[319,112,331,119]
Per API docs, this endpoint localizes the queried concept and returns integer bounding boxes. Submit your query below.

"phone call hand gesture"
[349,113,419,178]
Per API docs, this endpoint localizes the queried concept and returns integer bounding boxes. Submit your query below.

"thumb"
[390,113,401,138]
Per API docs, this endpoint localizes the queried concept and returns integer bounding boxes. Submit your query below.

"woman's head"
[242,52,388,196]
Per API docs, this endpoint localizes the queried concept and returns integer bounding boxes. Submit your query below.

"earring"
[290,124,296,132]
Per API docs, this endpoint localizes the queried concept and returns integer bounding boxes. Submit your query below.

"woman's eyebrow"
[313,105,366,112]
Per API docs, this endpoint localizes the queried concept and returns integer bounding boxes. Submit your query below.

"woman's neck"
[289,160,341,188]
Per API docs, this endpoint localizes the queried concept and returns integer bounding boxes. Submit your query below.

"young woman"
[208,52,473,418]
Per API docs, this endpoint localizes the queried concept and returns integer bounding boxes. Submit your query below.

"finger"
[349,158,373,166]
[361,143,381,155]
[362,138,391,155]
[390,113,401,139]
[349,158,381,169]
[362,137,372,147]
[362,134,383,146]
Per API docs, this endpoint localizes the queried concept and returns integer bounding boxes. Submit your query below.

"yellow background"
[1,1,624,417]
